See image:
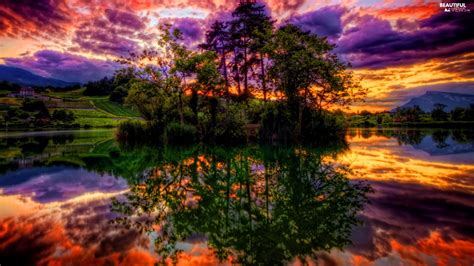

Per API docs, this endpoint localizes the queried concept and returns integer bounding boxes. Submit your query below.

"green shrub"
[301,109,347,145]
[52,109,76,123]
[117,120,148,142]
[260,102,294,144]
[213,104,247,145]
[165,122,198,145]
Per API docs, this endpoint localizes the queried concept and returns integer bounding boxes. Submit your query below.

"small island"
[114,1,365,146]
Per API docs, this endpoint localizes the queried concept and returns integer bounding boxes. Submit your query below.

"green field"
[0,97,21,106]
[0,87,142,128]
[44,88,86,99]
[93,99,140,117]
[64,109,136,127]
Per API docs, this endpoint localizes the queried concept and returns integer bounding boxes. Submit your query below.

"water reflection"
[110,146,371,265]
[348,128,474,155]
[0,129,473,265]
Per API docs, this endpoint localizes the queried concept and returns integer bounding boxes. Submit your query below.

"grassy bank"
[0,88,141,129]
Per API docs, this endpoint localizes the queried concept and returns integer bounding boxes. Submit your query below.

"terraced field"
[92,99,140,117]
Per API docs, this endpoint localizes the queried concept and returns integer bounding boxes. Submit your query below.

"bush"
[52,109,76,123]
[213,104,247,145]
[300,109,347,145]
[260,102,347,145]
[21,99,50,119]
[117,120,148,142]
[260,102,294,144]
[165,122,198,145]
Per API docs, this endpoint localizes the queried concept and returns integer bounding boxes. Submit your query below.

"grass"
[92,139,119,154]
[93,99,140,117]
[45,100,94,109]
[0,97,21,106]
[76,117,123,127]
[50,108,138,127]
[66,108,115,118]
[1,88,142,128]
[0,90,11,97]
[44,88,86,99]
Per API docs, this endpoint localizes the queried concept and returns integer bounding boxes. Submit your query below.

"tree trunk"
[234,47,242,95]
[260,53,266,101]
[222,52,230,97]
[243,44,249,97]
[297,101,303,140]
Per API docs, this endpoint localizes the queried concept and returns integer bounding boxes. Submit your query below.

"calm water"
[0,128,473,265]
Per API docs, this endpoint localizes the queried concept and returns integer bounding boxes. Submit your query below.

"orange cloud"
[391,231,474,265]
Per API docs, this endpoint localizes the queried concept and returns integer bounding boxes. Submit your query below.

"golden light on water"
[339,132,474,192]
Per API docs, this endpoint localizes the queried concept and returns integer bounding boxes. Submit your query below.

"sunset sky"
[0,0,473,111]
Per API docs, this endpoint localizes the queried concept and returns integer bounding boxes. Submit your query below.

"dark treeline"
[116,0,365,146]
[0,81,21,93]
[82,74,133,104]
[2,98,77,128]
[349,128,474,147]
[351,104,474,127]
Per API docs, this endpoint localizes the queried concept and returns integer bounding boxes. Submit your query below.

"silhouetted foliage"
[116,1,364,145]
[83,77,115,96]
[431,103,448,121]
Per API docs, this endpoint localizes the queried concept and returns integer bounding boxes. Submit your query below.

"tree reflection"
[110,146,372,265]
[432,130,450,148]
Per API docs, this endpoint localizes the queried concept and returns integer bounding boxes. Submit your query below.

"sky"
[0,0,473,111]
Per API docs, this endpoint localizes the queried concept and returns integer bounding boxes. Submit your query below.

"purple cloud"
[289,5,346,40]
[0,166,128,203]
[161,17,207,48]
[0,0,71,38]
[104,9,146,31]
[336,11,474,68]
[4,50,120,83]
[72,9,150,57]
[348,179,474,262]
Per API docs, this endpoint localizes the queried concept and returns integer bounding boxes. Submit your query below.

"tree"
[0,81,21,92]
[200,1,273,99]
[450,107,466,121]
[83,77,114,96]
[52,109,76,123]
[199,21,232,97]
[431,103,448,121]
[465,104,474,121]
[269,24,364,138]
[230,1,273,99]
[21,99,50,119]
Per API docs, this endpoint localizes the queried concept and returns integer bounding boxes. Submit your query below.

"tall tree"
[199,21,232,97]
[230,0,273,99]
[269,24,365,137]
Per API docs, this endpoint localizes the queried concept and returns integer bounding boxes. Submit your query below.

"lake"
[0,128,473,265]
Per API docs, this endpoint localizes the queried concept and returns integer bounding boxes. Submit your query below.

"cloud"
[161,17,208,48]
[0,166,128,203]
[71,9,150,57]
[346,180,474,263]
[0,198,156,265]
[337,11,474,68]
[289,5,346,40]
[4,50,120,83]
[0,0,72,39]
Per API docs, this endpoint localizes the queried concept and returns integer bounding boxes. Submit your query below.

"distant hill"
[0,65,76,87]
[394,91,474,112]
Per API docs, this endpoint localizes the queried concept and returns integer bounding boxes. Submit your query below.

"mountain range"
[0,65,76,87]
[395,91,474,112]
